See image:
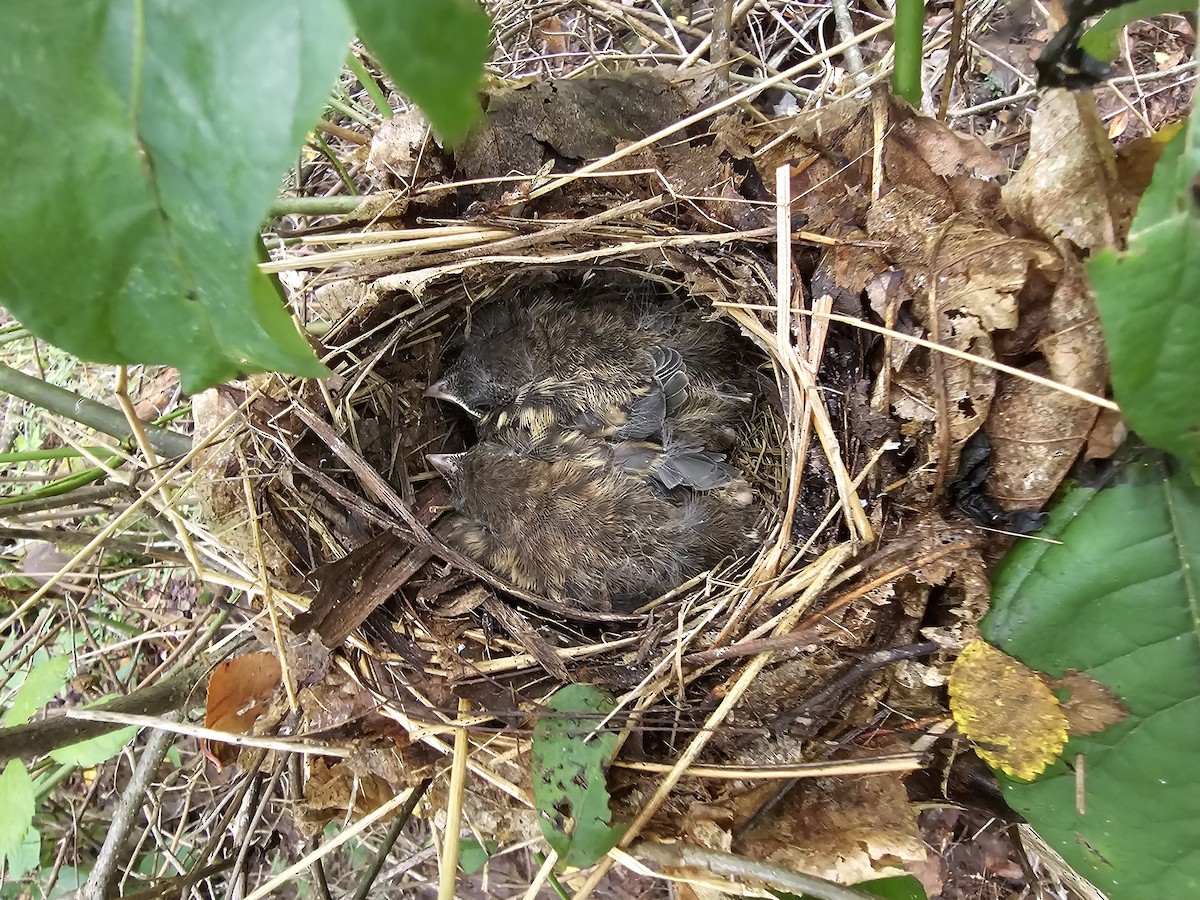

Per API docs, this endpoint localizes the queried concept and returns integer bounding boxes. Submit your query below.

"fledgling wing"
[608,438,742,492]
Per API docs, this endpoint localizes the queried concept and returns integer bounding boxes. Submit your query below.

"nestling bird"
[429,430,759,612]
[425,289,754,453]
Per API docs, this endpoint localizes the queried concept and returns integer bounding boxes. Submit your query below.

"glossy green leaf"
[1088,119,1200,471]
[2,656,71,727]
[347,0,490,143]
[0,761,36,877]
[983,449,1200,899]
[0,0,352,391]
[1079,0,1192,62]
[531,684,625,869]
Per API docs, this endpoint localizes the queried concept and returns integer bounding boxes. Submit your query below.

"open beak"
[425,380,482,418]
[427,452,464,478]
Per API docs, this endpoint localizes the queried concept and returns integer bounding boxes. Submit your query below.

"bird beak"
[427,452,464,478]
[425,380,483,418]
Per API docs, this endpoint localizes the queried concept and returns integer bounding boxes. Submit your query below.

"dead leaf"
[986,260,1107,509]
[1085,408,1128,460]
[456,70,694,198]
[203,651,283,765]
[1054,671,1128,735]
[1003,89,1131,251]
[535,15,570,64]
[949,640,1068,781]
[731,769,927,885]
[366,111,438,185]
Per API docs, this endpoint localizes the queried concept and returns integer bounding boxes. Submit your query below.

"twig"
[631,839,878,900]
[529,18,896,199]
[348,779,431,900]
[716,304,1119,412]
[82,714,180,900]
[242,785,423,900]
[0,663,203,762]
[938,0,967,121]
[710,0,734,95]
[438,698,471,900]
[831,0,865,76]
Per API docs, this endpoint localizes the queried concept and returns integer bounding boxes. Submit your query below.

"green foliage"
[1089,118,1200,472]
[1079,0,1192,62]
[854,876,929,900]
[2,656,71,726]
[0,761,36,879]
[983,449,1200,899]
[458,837,497,874]
[891,0,925,105]
[0,0,491,393]
[50,725,139,768]
[0,0,354,392]
[347,0,490,143]
[775,874,929,900]
[530,684,626,869]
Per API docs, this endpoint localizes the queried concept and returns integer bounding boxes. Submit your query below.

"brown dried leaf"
[728,769,927,884]
[456,70,693,194]
[986,260,1107,509]
[1003,89,1131,251]
[1054,671,1129,736]
[203,651,283,765]
[300,758,399,833]
[366,110,437,185]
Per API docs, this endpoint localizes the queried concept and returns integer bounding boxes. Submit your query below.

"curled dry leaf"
[366,110,439,186]
[1002,88,1132,252]
[682,767,927,888]
[203,650,283,766]
[985,260,1108,509]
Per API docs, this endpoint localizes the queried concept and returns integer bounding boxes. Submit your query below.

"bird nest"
[191,74,1100,888]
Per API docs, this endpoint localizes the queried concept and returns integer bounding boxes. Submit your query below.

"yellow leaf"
[949,639,1068,781]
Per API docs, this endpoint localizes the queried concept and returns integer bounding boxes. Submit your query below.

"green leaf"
[983,449,1200,899]
[0,761,36,877]
[774,874,928,900]
[854,876,929,900]
[531,684,625,869]
[1088,120,1200,470]
[50,725,139,768]
[1079,0,1193,62]
[347,0,490,144]
[46,866,88,899]
[6,825,42,881]
[0,0,353,391]
[458,837,497,874]
[2,656,71,726]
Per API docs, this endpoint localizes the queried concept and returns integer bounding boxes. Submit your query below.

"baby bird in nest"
[430,430,758,612]
[425,290,753,455]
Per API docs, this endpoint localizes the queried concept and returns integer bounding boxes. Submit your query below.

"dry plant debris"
[184,65,1126,896]
[4,2,1193,898]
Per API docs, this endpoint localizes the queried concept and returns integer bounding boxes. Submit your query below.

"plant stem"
[269,196,367,217]
[345,51,392,119]
[0,363,192,458]
[892,0,925,104]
